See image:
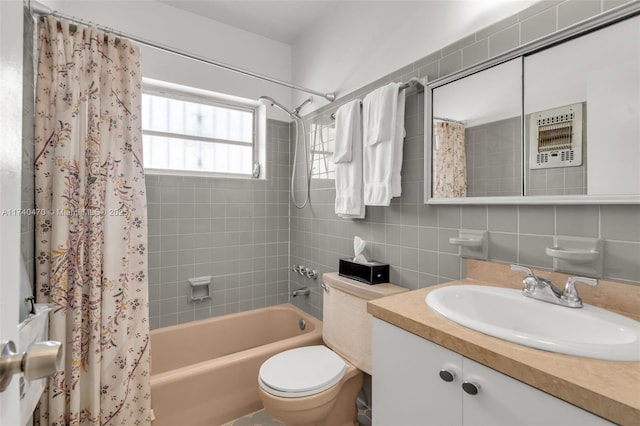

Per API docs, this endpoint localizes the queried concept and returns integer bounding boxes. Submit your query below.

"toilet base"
[259,364,363,426]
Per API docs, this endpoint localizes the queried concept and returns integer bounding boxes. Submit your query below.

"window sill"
[144,168,263,180]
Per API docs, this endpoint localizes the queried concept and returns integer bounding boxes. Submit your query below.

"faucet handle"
[510,264,535,277]
[561,276,598,307]
[510,264,539,291]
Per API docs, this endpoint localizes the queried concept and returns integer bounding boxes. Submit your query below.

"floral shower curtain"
[433,120,467,198]
[34,16,151,425]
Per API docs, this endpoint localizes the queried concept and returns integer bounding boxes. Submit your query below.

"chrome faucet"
[510,264,598,308]
[291,286,310,297]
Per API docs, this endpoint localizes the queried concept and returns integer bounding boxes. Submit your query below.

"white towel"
[334,100,365,219]
[333,102,354,163]
[392,90,406,197]
[363,82,406,205]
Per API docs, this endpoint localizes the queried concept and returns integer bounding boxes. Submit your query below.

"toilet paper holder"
[0,340,62,392]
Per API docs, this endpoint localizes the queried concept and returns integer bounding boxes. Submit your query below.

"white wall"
[40,0,295,120]
[40,1,539,118]
[0,1,24,423]
[291,0,538,112]
[433,57,521,127]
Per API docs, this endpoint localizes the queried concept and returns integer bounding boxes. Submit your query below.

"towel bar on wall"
[329,78,426,120]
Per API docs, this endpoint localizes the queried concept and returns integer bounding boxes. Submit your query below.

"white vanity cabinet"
[372,318,612,426]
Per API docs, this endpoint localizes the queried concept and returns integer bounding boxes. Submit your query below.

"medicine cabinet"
[424,4,640,204]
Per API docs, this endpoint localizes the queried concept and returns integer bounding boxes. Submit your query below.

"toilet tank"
[322,272,407,375]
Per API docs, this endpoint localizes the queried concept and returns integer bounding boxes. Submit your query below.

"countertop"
[367,260,640,426]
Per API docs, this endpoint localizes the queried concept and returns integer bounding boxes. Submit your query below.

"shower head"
[259,94,313,209]
[293,97,313,116]
[259,95,297,119]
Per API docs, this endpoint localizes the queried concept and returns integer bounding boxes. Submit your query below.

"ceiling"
[159,1,335,44]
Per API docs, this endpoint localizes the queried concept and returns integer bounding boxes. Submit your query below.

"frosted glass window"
[142,88,256,176]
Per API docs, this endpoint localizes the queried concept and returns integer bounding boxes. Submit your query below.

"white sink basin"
[426,285,640,361]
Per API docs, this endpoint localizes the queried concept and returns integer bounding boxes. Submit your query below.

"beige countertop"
[367,260,640,426]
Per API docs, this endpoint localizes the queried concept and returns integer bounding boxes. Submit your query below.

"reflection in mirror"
[309,122,335,180]
[431,58,522,198]
[524,15,639,197]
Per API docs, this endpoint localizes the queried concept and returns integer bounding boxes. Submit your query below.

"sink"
[426,285,640,361]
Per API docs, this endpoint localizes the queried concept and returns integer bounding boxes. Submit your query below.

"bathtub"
[150,303,323,426]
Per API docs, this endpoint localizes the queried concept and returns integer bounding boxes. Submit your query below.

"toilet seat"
[259,345,348,398]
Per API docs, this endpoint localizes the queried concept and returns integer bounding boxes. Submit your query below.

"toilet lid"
[259,345,348,398]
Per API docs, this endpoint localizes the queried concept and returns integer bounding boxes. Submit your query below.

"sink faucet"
[510,264,598,308]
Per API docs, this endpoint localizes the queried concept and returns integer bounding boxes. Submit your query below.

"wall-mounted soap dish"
[188,276,211,302]
[545,247,599,263]
[546,237,602,277]
[449,230,488,260]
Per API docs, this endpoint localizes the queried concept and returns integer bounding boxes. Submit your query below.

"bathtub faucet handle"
[304,267,318,279]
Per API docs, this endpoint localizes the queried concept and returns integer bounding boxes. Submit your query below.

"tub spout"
[291,287,310,297]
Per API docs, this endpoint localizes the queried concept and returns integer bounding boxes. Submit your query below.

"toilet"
[258,272,406,426]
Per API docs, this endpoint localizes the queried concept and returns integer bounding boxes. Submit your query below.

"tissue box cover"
[339,258,389,285]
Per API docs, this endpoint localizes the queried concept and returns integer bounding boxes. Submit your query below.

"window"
[141,79,263,178]
[309,123,335,180]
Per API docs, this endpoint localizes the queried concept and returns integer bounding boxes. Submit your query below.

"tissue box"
[339,258,389,285]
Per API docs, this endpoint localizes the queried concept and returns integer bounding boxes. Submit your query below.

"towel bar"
[329,78,426,120]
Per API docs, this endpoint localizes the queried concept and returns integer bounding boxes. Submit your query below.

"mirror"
[524,15,639,197]
[431,58,521,199]
[425,9,640,204]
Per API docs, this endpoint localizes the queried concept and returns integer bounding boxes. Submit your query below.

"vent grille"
[536,150,575,165]
[537,122,573,152]
[529,103,583,170]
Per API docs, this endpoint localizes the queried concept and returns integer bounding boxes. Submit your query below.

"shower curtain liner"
[34,15,151,425]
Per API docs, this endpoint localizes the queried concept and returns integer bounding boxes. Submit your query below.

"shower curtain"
[34,16,151,425]
[433,120,467,198]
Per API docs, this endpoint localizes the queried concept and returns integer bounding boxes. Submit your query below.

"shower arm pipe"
[28,1,337,102]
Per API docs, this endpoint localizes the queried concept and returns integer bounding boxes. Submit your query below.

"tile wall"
[291,0,640,319]
[146,120,291,329]
[465,117,522,198]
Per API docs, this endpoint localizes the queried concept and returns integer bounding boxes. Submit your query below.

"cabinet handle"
[462,381,480,395]
[438,369,456,382]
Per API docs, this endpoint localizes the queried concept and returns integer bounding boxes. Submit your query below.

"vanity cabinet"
[372,318,612,426]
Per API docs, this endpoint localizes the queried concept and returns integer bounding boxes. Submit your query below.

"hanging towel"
[333,102,355,163]
[334,100,365,219]
[391,90,406,197]
[363,82,405,205]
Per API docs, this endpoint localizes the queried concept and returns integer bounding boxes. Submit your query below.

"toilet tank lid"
[322,272,407,300]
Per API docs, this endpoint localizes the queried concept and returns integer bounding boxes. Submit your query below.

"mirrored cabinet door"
[425,5,640,205]
[431,59,522,199]
[524,15,640,197]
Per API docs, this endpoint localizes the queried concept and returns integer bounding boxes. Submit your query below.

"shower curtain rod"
[434,117,466,125]
[28,1,337,102]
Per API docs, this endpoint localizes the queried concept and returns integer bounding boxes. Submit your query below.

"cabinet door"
[372,318,462,426]
[462,357,613,426]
